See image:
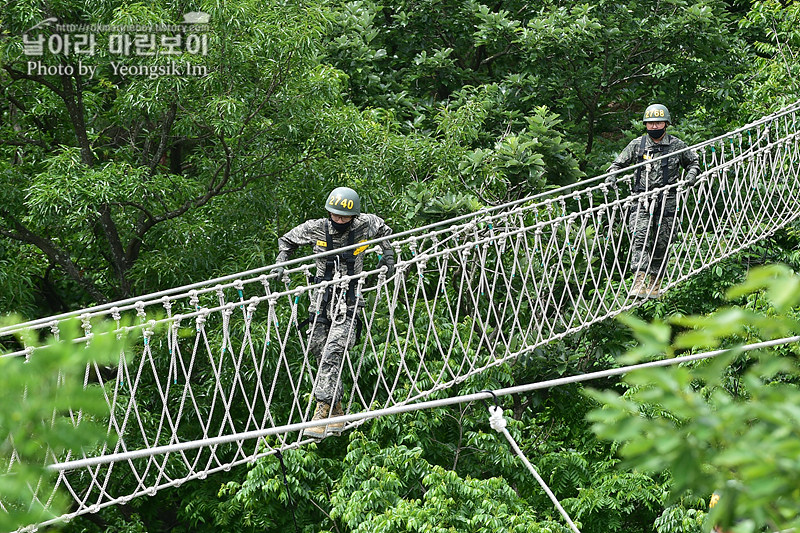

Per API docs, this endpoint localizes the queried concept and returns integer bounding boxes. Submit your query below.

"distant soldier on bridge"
[273,187,395,439]
[605,104,701,298]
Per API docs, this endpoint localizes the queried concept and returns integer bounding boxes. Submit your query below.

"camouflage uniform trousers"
[307,304,359,405]
[628,195,678,278]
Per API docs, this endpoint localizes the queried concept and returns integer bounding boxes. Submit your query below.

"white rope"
[46,333,800,471]
[6,100,800,528]
[3,100,799,338]
[488,405,581,533]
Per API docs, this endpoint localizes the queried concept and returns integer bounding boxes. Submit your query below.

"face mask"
[647,127,666,140]
[330,217,352,233]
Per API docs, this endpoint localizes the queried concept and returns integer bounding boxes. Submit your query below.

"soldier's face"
[646,121,667,130]
[331,214,353,224]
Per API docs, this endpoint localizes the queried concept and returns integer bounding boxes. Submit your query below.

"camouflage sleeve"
[362,214,394,254]
[277,220,318,261]
[607,137,641,175]
[678,141,701,182]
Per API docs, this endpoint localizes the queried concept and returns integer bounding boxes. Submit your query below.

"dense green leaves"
[0,317,133,532]
[588,266,800,532]
[2,0,800,531]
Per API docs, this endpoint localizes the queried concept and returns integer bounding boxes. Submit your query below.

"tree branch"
[148,102,178,174]
[4,134,49,148]
[0,209,108,303]
[2,65,64,96]
[4,91,49,133]
[97,204,131,298]
[59,72,94,166]
[479,42,515,67]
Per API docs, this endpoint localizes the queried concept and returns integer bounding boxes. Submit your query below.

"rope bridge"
[3,101,800,529]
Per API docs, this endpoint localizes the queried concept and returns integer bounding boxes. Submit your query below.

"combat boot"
[646,275,663,299]
[303,402,331,440]
[326,402,345,435]
[629,272,649,298]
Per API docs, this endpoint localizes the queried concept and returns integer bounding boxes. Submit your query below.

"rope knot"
[488,405,507,432]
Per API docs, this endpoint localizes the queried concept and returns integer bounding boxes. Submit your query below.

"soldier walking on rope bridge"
[605,104,701,298]
[272,187,395,439]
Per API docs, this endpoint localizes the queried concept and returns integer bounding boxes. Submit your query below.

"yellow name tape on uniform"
[317,239,368,254]
[354,240,369,256]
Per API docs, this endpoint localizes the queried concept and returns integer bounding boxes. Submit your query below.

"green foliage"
[3,0,800,531]
[588,265,800,532]
[654,501,707,533]
[738,0,800,117]
[216,434,572,533]
[1,0,349,307]
[0,317,133,532]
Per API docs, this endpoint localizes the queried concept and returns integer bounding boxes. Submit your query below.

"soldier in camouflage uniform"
[273,187,395,439]
[606,104,701,298]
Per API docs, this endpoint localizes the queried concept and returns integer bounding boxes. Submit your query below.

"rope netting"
[3,100,800,528]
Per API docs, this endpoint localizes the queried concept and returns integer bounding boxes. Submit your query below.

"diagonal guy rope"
[4,100,800,529]
[488,404,582,533]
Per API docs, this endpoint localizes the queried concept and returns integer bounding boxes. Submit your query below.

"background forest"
[1,0,800,532]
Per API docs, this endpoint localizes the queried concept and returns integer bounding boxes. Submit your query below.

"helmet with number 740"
[643,103,671,124]
[325,187,361,216]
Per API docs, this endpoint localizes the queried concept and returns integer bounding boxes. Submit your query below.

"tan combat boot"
[629,272,648,298]
[646,275,663,299]
[326,402,345,435]
[303,402,331,439]
[303,402,346,439]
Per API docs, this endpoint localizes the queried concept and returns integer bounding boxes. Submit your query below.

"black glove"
[378,250,395,277]
[605,173,634,189]
[273,252,289,279]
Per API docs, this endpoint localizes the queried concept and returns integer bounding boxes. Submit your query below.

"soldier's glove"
[604,175,617,189]
[378,249,395,278]
[272,252,289,280]
[686,174,700,188]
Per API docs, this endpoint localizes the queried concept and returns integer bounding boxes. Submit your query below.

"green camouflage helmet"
[325,186,361,216]
[643,103,671,124]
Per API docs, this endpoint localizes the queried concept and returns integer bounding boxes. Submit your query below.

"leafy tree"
[323,0,747,170]
[2,1,799,532]
[519,0,749,168]
[738,0,800,117]
[217,434,573,533]
[0,317,132,532]
[0,1,343,308]
[588,265,800,533]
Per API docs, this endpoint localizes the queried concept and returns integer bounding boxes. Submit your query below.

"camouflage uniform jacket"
[608,133,701,192]
[277,214,394,307]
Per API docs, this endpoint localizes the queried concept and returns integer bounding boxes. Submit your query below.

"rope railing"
[3,100,800,529]
[2,100,798,338]
[32,334,800,530]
